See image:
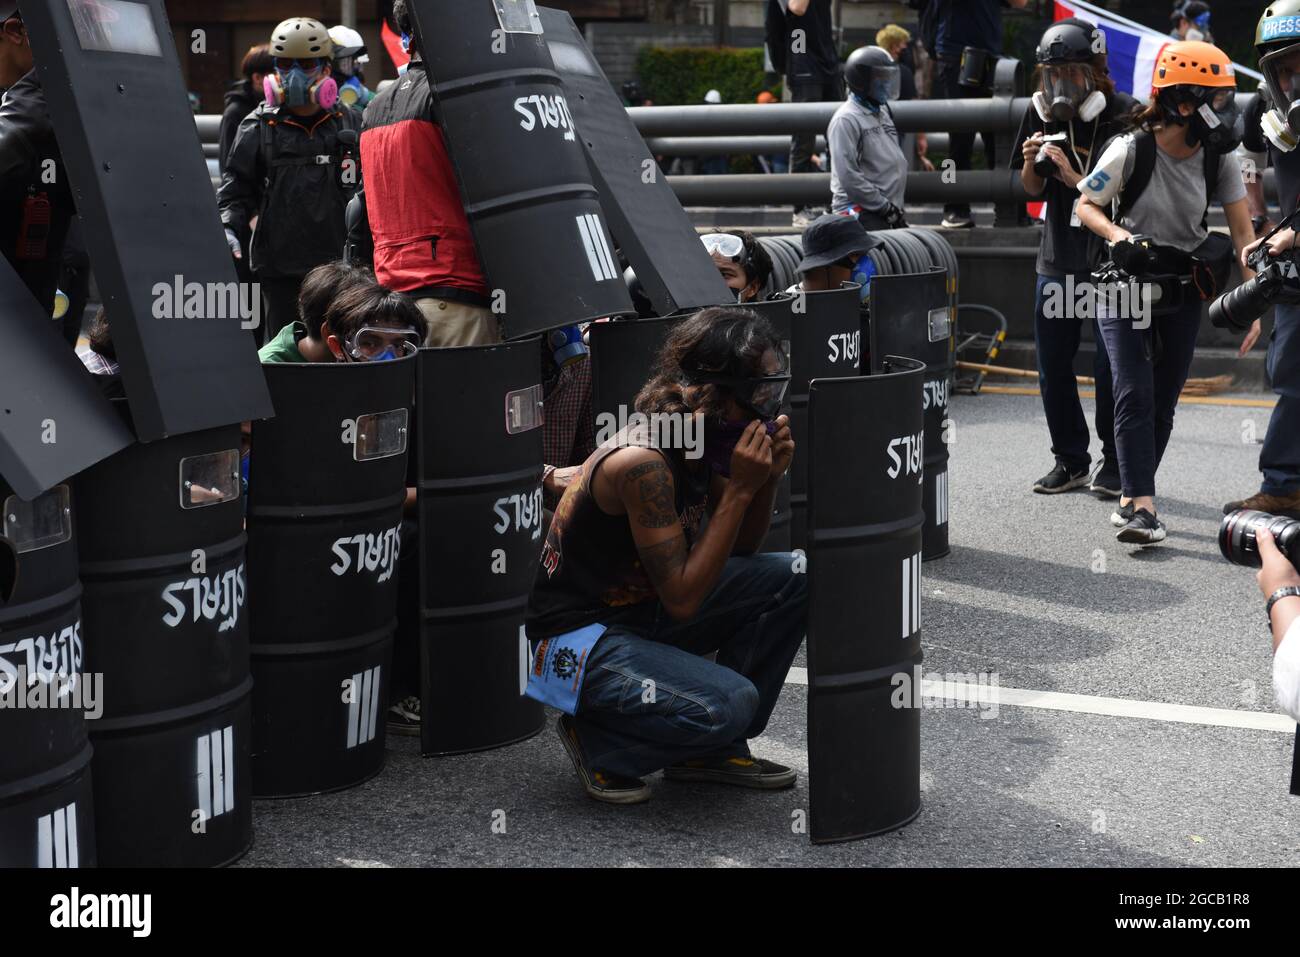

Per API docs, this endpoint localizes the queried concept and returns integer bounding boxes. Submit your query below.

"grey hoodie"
[828,95,908,214]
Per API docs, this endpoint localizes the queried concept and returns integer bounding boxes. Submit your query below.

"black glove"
[883,203,908,229]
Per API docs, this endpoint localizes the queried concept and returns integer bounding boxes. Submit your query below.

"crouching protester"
[1076,40,1256,545]
[526,308,808,804]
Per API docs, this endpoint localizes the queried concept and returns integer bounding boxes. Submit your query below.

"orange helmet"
[756,90,777,104]
[1151,40,1236,90]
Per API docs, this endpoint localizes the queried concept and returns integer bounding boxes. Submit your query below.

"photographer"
[1220,5,1300,521]
[527,308,806,804]
[1257,526,1300,722]
[1076,40,1256,545]
[1014,18,1133,498]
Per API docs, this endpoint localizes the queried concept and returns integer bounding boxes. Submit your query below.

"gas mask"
[337,74,370,109]
[265,61,338,110]
[1261,49,1300,152]
[1188,89,1243,154]
[1033,65,1106,124]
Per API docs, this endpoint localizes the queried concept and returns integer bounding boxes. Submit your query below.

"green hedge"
[635,46,778,106]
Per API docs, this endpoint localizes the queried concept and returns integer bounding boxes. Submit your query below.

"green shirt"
[258,321,310,363]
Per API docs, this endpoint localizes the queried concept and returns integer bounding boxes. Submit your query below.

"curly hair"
[634,306,786,422]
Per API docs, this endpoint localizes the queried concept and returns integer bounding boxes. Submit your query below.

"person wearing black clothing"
[0,3,74,320]
[933,0,1028,228]
[766,0,841,224]
[1013,18,1132,497]
[219,44,273,174]
[218,18,362,339]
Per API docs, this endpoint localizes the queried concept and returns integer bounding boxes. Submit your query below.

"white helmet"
[704,89,722,104]
[328,25,369,65]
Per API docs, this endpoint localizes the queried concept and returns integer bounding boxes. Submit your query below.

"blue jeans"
[571,552,808,780]
[1034,273,1116,472]
[1096,291,1203,499]
[1261,304,1300,495]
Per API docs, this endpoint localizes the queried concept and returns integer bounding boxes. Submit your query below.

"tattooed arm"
[594,445,758,621]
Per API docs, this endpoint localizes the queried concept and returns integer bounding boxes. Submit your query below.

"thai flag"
[1052,0,1263,100]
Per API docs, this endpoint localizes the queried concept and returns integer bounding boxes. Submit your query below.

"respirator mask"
[1260,45,1300,152]
[265,58,339,110]
[1033,64,1106,124]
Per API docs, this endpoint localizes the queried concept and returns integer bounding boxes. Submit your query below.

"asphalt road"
[240,388,1300,867]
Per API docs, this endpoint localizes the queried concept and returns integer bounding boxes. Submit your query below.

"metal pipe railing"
[667,169,1030,205]
[645,132,974,157]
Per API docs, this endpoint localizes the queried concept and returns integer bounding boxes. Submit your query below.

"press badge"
[1069,196,1081,228]
[524,623,606,715]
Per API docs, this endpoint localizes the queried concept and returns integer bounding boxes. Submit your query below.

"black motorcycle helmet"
[844,45,901,105]
[1036,17,1096,65]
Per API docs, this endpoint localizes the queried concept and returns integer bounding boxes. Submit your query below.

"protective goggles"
[344,325,421,361]
[275,57,326,72]
[691,372,792,419]
[1042,64,1094,103]
[1261,46,1300,109]
[701,233,745,261]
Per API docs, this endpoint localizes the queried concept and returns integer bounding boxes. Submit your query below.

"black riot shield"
[748,285,862,550]
[23,1,272,442]
[74,418,252,867]
[417,341,545,754]
[588,317,683,425]
[806,357,925,843]
[408,0,634,337]
[538,8,731,316]
[868,269,953,561]
[246,357,416,796]
[0,259,132,500]
[0,480,96,868]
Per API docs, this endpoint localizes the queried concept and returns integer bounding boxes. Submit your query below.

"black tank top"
[527,425,709,639]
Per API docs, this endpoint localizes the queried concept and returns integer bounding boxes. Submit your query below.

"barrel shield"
[869,269,953,560]
[246,357,415,796]
[75,424,253,866]
[0,480,96,867]
[22,0,272,442]
[408,0,634,336]
[417,341,546,754]
[538,8,731,315]
[806,358,925,843]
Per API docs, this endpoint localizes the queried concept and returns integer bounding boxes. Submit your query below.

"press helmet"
[270,18,334,60]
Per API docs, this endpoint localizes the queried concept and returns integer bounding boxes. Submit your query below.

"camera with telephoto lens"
[1033,132,1069,179]
[1219,509,1300,569]
[1209,227,1300,332]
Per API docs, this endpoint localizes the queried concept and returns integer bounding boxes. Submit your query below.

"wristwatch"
[1266,586,1300,624]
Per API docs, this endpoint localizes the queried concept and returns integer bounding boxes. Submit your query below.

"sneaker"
[941,213,975,229]
[555,715,651,805]
[386,695,421,736]
[1089,459,1122,499]
[1110,500,1135,528]
[792,207,820,228]
[1116,507,1166,544]
[1222,489,1300,519]
[1032,463,1090,494]
[662,755,797,790]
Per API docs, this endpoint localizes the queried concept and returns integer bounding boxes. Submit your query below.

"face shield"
[1262,46,1300,135]
[693,372,792,420]
[1041,64,1095,120]
[343,326,421,362]
[867,62,901,104]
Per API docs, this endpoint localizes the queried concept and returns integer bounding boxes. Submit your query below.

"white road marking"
[784,668,1297,734]
[336,858,392,868]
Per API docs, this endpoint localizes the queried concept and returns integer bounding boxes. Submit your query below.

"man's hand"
[1242,227,1297,268]
[1020,132,1044,168]
[769,414,794,478]
[1258,527,1300,599]
[225,228,242,260]
[1239,318,1263,358]
[1042,144,1081,188]
[729,420,773,495]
